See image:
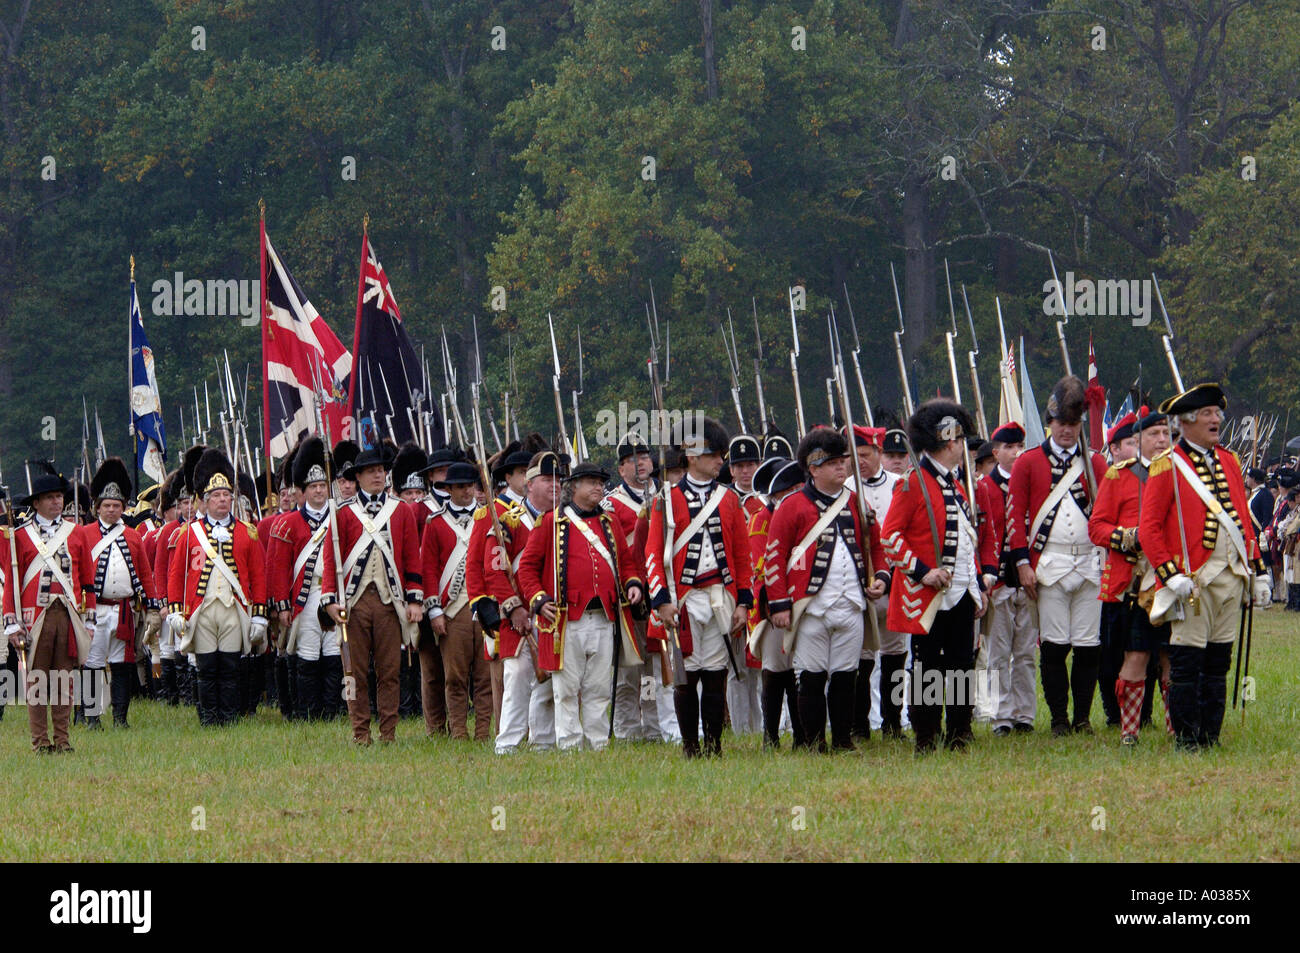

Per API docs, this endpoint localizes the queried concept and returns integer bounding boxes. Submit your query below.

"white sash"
[1170,453,1251,569]
[436,512,473,597]
[20,521,78,599]
[670,485,729,559]
[89,523,126,563]
[565,506,618,576]
[291,518,332,586]
[342,499,401,580]
[788,489,850,572]
[190,521,248,606]
[1029,454,1085,544]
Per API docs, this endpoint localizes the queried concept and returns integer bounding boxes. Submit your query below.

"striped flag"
[260,221,353,461]
[129,274,167,484]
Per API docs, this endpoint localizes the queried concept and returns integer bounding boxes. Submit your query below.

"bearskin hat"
[682,416,729,458]
[91,457,132,504]
[332,440,360,476]
[908,399,975,454]
[1045,375,1087,425]
[393,442,430,493]
[193,448,236,498]
[158,469,181,511]
[181,445,208,498]
[796,427,851,471]
[293,436,331,490]
[237,472,257,508]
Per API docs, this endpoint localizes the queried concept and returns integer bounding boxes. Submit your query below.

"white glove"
[3,622,20,639]
[981,573,998,592]
[1253,575,1272,608]
[167,612,185,633]
[1165,574,1195,600]
[250,616,269,646]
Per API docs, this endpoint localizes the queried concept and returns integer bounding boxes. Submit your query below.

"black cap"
[974,440,995,464]
[727,434,762,464]
[564,462,609,484]
[434,461,481,489]
[344,444,396,480]
[882,429,908,455]
[616,432,651,462]
[1158,383,1226,417]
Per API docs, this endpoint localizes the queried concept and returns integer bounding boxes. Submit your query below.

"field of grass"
[1,611,1295,862]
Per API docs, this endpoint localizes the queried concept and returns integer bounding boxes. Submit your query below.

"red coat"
[76,521,161,606]
[1,516,96,662]
[318,495,423,609]
[881,463,996,635]
[743,502,776,668]
[764,486,887,614]
[975,468,1011,588]
[604,482,648,560]
[516,506,643,671]
[166,517,269,619]
[421,505,478,618]
[1088,459,1143,601]
[467,497,539,659]
[645,480,753,612]
[266,507,333,621]
[1006,441,1108,570]
[1138,443,1264,588]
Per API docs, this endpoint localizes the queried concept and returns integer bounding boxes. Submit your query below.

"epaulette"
[242,520,258,541]
[1105,459,1133,480]
[473,505,488,522]
[1148,449,1173,477]
[599,497,614,512]
[500,502,525,530]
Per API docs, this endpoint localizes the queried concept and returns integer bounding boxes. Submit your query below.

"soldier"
[1139,384,1271,751]
[422,460,492,741]
[156,449,203,708]
[765,429,888,752]
[471,448,562,754]
[746,457,805,747]
[646,418,753,759]
[391,443,429,720]
[518,461,645,750]
[976,422,1035,736]
[724,433,764,737]
[881,428,910,476]
[268,437,343,721]
[78,458,163,729]
[881,402,994,753]
[166,449,269,726]
[322,444,424,745]
[605,432,661,742]
[2,464,95,753]
[141,473,179,704]
[1090,408,1173,746]
[332,440,359,503]
[1006,376,1109,736]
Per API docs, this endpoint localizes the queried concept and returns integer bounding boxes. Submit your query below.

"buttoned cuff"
[768,598,792,616]
[1155,560,1179,584]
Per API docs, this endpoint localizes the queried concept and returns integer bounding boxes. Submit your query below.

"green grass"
[1,612,1296,862]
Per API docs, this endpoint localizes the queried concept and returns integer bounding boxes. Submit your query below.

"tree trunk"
[699,0,718,102]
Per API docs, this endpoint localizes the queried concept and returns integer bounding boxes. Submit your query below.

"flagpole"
[129,254,138,494]
[259,198,270,470]
[349,213,369,442]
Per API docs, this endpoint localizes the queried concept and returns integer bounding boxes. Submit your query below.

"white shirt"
[924,455,981,611]
[808,498,866,612]
[1045,441,1091,546]
[684,477,719,576]
[97,520,134,600]
[846,466,898,525]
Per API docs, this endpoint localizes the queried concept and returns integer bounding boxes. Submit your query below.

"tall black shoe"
[760,671,783,748]
[1199,642,1232,748]
[879,652,906,737]
[217,652,242,725]
[1069,645,1100,731]
[176,660,192,706]
[276,654,294,720]
[321,655,344,720]
[700,669,726,757]
[83,667,106,730]
[796,670,829,752]
[159,658,180,706]
[674,673,701,759]
[109,662,133,728]
[1040,642,1072,735]
[852,657,874,741]
[195,653,220,726]
[296,657,323,720]
[829,670,858,751]
[1168,645,1204,751]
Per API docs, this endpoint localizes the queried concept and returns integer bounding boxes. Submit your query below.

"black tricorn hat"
[908,399,974,454]
[1158,382,1226,417]
[193,448,236,498]
[344,443,396,480]
[797,427,851,470]
[393,443,430,493]
[21,461,71,508]
[752,456,788,496]
[293,436,331,489]
[421,445,466,473]
[564,461,610,484]
[91,457,132,504]
[768,460,805,496]
[434,461,482,489]
[1045,375,1087,425]
[181,445,208,498]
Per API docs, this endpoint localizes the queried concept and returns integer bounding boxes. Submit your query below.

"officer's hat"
[1158,383,1226,417]
[91,457,132,505]
[393,442,429,493]
[292,436,331,490]
[192,448,236,498]
[20,461,71,508]
[797,427,850,470]
[908,399,974,453]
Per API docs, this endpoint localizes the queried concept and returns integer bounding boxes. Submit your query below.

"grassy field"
[1,612,1296,863]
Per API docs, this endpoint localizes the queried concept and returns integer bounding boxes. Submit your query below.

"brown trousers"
[347,588,403,743]
[28,603,76,750]
[441,609,492,740]
[418,619,447,736]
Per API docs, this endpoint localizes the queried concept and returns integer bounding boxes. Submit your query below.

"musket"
[942,260,963,406]
[825,376,836,426]
[506,334,522,441]
[1151,274,1185,392]
[571,323,588,463]
[751,298,769,435]
[889,262,915,420]
[961,285,990,439]
[472,315,503,454]
[178,405,187,448]
[723,309,748,434]
[1169,449,1200,616]
[376,361,400,448]
[647,326,687,688]
[840,286,874,427]
[194,387,204,444]
[788,286,807,439]
[1047,251,1098,499]
[828,311,880,646]
[471,382,548,684]
[5,469,28,691]
[547,313,572,458]
[204,380,213,437]
[320,414,353,680]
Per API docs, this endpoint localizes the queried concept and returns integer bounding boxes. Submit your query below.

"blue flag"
[130,278,167,485]
[1019,337,1046,447]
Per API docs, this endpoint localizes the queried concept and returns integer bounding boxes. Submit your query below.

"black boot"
[700,670,726,757]
[879,652,906,737]
[783,670,806,748]
[1069,645,1100,732]
[1287,583,1300,611]
[84,667,105,730]
[852,656,874,741]
[195,653,220,726]
[796,670,828,752]
[109,662,133,728]
[1097,605,1123,727]
[321,655,343,720]
[829,670,858,751]
[176,660,191,706]
[674,672,701,758]
[1199,642,1232,748]
[944,668,974,750]
[296,657,323,720]
[1040,642,1072,735]
[159,658,179,706]
[217,652,241,725]
[190,663,202,712]
[1168,645,1204,751]
[275,654,293,720]
[760,671,784,748]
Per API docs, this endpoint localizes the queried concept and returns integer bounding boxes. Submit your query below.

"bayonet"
[788,285,807,439]
[751,297,769,435]
[961,285,989,438]
[1151,273,1186,392]
[890,262,915,420]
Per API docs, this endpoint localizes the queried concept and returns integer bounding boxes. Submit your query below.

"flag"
[129,275,167,485]
[260,222,353,461]
[1019,336,1045,447]
[349,226,443,451]
[1085,334,1107,448]
[998,338,1024,428]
